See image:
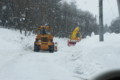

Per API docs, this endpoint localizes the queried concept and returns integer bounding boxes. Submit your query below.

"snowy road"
[1,28,120,80]
[0,51,79,80]
[0,28,80,80]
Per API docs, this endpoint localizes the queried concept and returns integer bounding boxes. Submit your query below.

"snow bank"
[0,28,78,80]
[0,28,120,80]
[57,33,120,79]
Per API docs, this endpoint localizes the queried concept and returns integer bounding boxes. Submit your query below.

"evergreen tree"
[109,18,120,33]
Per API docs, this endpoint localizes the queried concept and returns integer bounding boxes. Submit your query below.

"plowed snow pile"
[0,28,120,80]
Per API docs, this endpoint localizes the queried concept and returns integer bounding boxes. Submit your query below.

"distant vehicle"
[34,26,57,53]
[68,27,82,46]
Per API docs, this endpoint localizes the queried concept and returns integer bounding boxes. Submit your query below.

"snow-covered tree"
[109,18,120,33]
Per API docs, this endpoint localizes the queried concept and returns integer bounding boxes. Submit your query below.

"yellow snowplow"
[34,25,57,53]
[68,27,82,46]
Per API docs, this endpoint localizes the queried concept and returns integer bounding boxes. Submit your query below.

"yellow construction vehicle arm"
[70,27,81,40]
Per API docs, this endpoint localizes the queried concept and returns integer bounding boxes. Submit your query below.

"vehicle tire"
[49,45,54,53]
[34,44,40,52]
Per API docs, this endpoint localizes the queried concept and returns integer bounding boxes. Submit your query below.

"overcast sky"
[64,0,119,26]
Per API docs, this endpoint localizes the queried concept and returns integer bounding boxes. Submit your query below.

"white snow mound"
[0,28,120,80]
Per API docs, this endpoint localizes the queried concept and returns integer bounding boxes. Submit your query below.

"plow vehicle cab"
[34,26,57,53]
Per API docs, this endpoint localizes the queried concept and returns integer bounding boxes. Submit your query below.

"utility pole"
[117,0,120,16]
[99,0,104,41]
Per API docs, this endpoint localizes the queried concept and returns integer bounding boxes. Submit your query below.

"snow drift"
[0,28,120,80]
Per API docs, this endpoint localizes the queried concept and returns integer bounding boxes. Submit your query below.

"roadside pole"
[99,0,104,41]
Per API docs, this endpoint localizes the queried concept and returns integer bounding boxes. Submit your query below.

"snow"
[2,6,7,10]
[0,28,120,80]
